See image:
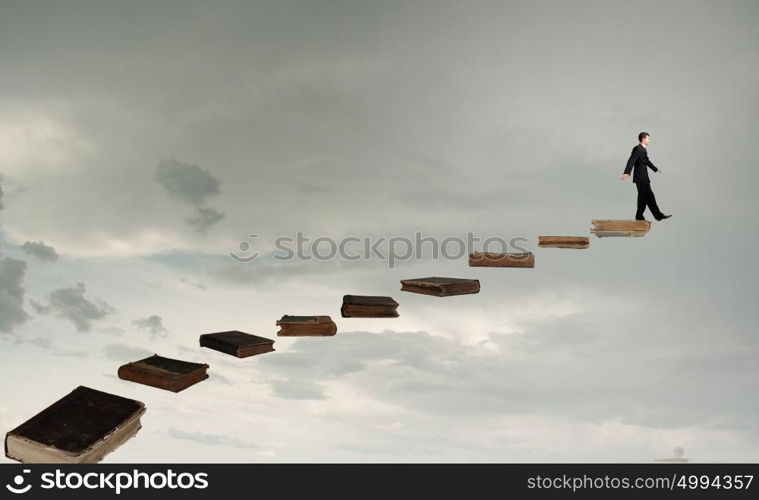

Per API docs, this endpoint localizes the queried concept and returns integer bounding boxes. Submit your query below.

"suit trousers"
[635,181,663,220]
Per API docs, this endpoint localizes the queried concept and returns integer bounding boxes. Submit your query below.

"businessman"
[620,132,671,221]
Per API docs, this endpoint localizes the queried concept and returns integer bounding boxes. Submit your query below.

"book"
[341,295,399,318]
[468,251,535,268]
[590,219,651,237]
[199,330,275,358]
[4,386,145,464]
[276,315,337,336]
[117,354,209,393]
[400,277,480,297]
[538,236,590,249]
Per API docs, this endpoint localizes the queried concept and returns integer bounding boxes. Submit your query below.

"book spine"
[118,364,180,392]
[199,336,239,356]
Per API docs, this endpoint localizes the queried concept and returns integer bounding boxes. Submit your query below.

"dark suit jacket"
[623,144,658,183]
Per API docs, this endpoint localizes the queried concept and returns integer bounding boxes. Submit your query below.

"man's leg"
[645,183,665,220]
[635,182,647,220]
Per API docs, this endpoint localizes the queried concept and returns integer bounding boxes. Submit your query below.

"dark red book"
[400,277,480,297]
[341,295,399,318]
[199,330,275,358]
[277,315,337,336]
[118,354,209,392]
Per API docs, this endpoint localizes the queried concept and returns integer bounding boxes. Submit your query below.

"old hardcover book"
[341,295,399,318]
[400,277,480,297]
[4,386,145,464]
[590,219,651,237]
[118,354,209,393]
[468,252,535,268]
[276,315,337,336]
[537,236,590,249]
[199,330,275,358]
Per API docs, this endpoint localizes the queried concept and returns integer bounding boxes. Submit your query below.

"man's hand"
[620,173,630,181]
[657,168,662,173]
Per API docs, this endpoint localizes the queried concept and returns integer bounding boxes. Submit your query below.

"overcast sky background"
[1,0,758,463]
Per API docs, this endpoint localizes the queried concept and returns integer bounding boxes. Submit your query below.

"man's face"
[642,135,650,145]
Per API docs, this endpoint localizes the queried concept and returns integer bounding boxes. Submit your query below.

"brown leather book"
[590,219,651,237]
[5,386,146,464]
[538,236,590,249]
[276,315,337,336]
[468,251,535,268]
[199,330,275,358]
[118,354,209,393]
[341,295,399,318]
[400,277,480,297]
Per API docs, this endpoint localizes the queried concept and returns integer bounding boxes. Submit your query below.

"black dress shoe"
[656,214,672,220]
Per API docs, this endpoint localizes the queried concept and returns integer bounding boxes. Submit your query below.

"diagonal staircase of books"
[4,219,653,463]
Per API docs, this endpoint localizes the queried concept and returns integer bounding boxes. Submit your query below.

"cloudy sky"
[1,0,758,463]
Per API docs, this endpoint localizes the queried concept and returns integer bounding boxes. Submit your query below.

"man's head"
[638,132,650,145]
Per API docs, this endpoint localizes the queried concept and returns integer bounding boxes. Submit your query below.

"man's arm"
[647,158,659,172]
[623,147,639,176]
[621,147,639,180]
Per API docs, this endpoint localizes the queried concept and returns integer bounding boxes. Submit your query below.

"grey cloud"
[156,158,220,205]
[20,240,58,262]
[185,206,225,233]
[0,182,4,210]
[208,372,234,386]
[210,249,376,286]
[178,276,207,290]
[167,427,258,449]
[270,379,327,400]
[132,314,169,339]
[31,282,115,332]
[103,343,153,361]
[257,314,759,433]
[0,256,29,331]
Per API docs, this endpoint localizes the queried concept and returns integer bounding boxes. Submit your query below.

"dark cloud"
[156,158,220,206]
[31,282,115,332]
[132,314,168,339]
[167,427,258,449]
[185,206,225,233]
[20,240,58,262]
[155,159,225,233]
[0,256,29,331]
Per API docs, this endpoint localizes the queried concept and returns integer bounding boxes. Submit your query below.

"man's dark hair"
[638,132,649,142]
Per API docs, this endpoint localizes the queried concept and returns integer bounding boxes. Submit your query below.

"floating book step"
[468,251,535,268]
[4,386,145,464]
[590,219,651,237]
[400,277,480,297]
[277,315,337,336]
[199,330,275,358]
[341,295,399,318]
[118,354,209,393]
[538,236,590,249]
